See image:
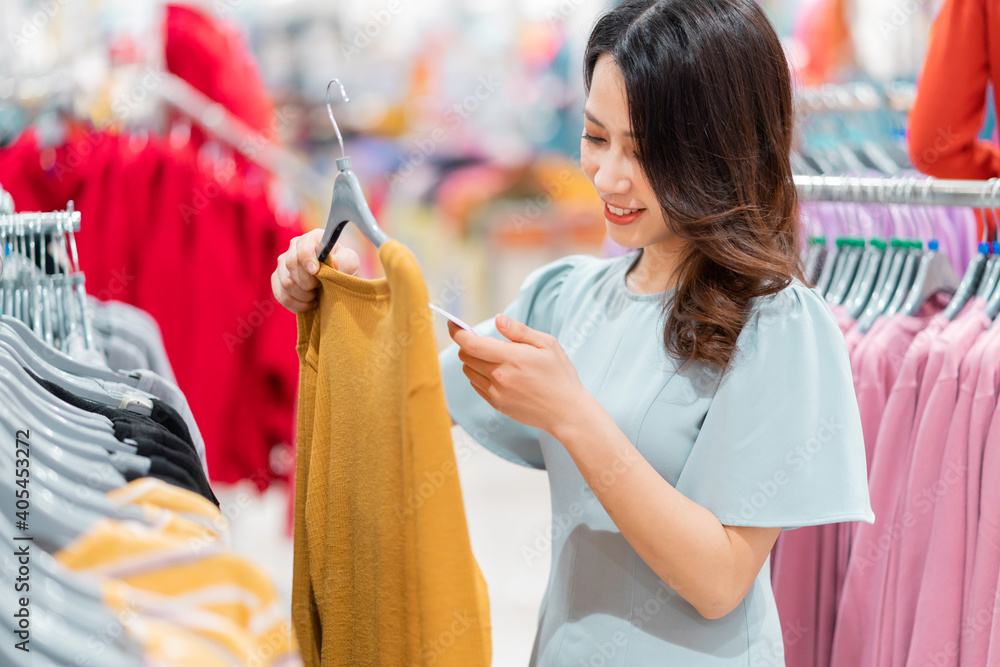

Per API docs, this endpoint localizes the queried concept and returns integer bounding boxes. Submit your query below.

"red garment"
[0,127,300,490]
[908,0,1000,179]
[164,3,276,181]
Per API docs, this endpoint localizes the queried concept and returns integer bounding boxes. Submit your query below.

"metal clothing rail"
[0,209,81,234]
[794,175,1000,208]
[794,81,916,114]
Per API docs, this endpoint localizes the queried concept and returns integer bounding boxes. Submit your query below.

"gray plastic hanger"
[0,393,126,492]
[843,195,887,317]
[1,315,141,386]
[0,448,97,552]
[814,237,838,296]
[901,180,961,315]
[849,181,901,319]
[0,353,135,454]
[943,180,997,319]
[316,79,390,263]
[0,322,151,415]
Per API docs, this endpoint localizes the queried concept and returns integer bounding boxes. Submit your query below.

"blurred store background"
[0,1,967,665]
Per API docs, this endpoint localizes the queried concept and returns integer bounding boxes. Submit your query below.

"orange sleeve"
[908,0,1000,178]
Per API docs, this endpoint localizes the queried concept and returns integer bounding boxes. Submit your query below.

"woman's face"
[580,53,673,250]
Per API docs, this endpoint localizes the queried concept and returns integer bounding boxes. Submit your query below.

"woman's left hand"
[449,314,588,435]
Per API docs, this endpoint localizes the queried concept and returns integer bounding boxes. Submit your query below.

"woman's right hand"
[272,228,361,313]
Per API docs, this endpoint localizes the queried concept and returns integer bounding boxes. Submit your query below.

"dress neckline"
[618,252,674,301]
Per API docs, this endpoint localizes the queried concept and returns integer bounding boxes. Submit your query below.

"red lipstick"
[604,202,645,226]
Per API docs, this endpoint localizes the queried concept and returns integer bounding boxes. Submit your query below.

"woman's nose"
[592,154,631,196]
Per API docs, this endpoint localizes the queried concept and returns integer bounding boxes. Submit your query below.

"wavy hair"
[584,0,804,370]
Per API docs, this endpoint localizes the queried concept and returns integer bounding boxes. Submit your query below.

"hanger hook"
[326,79,350,160]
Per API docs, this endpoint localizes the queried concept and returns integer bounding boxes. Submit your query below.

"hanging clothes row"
[0,198,300,666]
[772,174,1000,667]
[0,122,302,491]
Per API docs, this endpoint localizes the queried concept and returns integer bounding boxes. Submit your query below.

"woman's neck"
[629,240,686,294]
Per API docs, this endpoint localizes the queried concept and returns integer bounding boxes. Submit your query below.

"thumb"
[496,314,548,347]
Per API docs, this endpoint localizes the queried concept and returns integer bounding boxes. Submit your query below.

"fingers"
[271,267,316,312]
[330,244,361,276]
[287,232,323,292]
[462,363,494,400]
[277,259,318,304]
[458,349,500,376]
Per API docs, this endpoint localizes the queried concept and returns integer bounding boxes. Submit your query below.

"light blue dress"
[438,250,875,667]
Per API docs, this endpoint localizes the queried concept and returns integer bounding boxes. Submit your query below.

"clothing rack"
[0,206,82,234]
[794,81,916,114]
[794,174,1000,208]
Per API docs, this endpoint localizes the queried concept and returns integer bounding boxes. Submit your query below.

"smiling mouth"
[603,202,645,225]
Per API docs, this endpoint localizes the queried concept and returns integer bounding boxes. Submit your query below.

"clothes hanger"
[977,186,1000,300]
[0,356,135,455]
[901,178,961,315]
[843,199,886,317]
[855,181,904,328]
[0,446,99,552]
[1,315,141,387]
[316,79,390,264]
[942,179,995,319]
[883,180,922,316]
[0,512,109,608]
[0,392,128,492]
[847,237,887,318]
[973,181,1000,301]
[0,323,152,414]
[829,182,865,304]
[0,343,108,429]
[981,190,1000,318]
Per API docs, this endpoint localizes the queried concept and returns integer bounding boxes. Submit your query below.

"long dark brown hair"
[584,0,803,371]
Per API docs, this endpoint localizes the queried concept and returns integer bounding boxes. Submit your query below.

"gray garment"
[100,333,147,373]
[89,298,177,384]
[134,369,209,480]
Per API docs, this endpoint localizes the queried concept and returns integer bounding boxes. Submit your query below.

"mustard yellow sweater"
[293,238,491,666]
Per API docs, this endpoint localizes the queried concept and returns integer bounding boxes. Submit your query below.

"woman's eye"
[582,133,605,144]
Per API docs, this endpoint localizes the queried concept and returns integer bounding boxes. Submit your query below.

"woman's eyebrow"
[584,109,633,138]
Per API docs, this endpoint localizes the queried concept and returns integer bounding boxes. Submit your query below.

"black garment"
[26,369,218,506]
[123,455,204,499]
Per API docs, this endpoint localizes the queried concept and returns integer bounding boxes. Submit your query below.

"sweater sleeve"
[908,0,1000,178]
[437,255,591,469]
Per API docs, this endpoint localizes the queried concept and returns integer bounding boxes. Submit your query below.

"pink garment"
[960,372,1000,667]
[907,322,1000,667]
[844,325,865,357]
[830,304,855,335]
[830,313,949,667]
[836,310,943,618]
[772,524,826,667]
[890,310,991,667]
[966,325,1000,601]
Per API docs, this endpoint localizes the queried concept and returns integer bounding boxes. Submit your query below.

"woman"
[272,0,874,664]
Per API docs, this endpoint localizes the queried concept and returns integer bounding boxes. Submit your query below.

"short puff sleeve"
[437,255,592,470]
[673,282,876,530]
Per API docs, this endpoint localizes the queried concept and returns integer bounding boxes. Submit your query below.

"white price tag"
[428,303,477,334]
